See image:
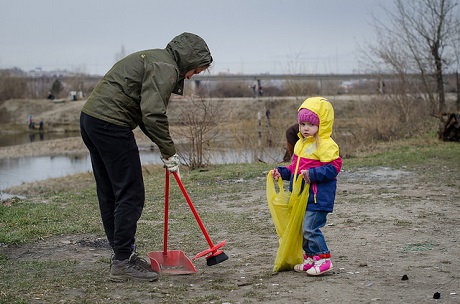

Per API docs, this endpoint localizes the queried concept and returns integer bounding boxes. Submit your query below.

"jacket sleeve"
[276,166,292,181]
[139,62,178,158]
[309,157,342,183]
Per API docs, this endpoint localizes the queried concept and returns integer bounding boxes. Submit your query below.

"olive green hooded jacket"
[81,32,212,157]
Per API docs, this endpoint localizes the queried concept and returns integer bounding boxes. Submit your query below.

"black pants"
[80,112,145,260]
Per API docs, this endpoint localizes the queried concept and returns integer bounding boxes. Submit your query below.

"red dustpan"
[148,169,197,275]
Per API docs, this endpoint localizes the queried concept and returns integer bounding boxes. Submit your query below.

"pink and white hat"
[298,108,319,125]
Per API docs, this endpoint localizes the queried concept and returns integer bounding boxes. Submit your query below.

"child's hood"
[298,97,334,139]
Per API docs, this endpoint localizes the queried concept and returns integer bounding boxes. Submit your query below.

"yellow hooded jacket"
[277,97,342,212]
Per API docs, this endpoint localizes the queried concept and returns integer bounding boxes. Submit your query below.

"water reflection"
[0,147,282,192]
[28,132,44,142]
[0,131,283,193]
[0,131,81,147]
[0,153,158,191]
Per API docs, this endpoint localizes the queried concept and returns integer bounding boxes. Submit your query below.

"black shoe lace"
[129,253,151,270]
[127,261,149,273]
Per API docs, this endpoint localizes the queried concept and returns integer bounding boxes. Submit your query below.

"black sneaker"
[110,259,158,282]
[129,252,153,272]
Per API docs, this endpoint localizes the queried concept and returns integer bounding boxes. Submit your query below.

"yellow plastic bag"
[266,171,310,272]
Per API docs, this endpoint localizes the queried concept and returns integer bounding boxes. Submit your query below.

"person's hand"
[300,169,310,184]
[272,168,281,181]
[161,154,180,172]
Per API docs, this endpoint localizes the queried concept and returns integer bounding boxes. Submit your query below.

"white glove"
[161,154,180,172]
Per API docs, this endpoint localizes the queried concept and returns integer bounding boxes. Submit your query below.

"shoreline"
[0,136,88,160]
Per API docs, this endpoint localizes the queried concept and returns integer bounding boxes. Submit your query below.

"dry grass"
[172,94,444,159]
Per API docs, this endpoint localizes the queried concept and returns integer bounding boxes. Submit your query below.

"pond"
[0,153,158,193]
[0,132,282,195]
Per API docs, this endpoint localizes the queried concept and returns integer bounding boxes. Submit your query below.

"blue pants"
[302,210,330,257]
[80,112,144,260]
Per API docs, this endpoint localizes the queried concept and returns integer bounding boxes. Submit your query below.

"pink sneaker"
[306,256,333,276]
[294,256,315,272]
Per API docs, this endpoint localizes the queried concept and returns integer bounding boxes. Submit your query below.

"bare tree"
[172,97,220,169]
[366,0,460,114]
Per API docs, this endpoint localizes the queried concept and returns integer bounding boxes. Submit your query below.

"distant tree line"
[0,71,100,101]
[1,69,459,102]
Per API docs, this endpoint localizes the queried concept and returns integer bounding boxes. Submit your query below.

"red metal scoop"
[148,170,196,275]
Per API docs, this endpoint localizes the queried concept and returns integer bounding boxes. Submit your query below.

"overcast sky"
[0,0,391,76]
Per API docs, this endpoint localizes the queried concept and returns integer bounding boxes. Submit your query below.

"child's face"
[299,122,319,138]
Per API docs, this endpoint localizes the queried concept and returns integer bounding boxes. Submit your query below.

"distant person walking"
[79,32,213,282]
[28,114,33,129]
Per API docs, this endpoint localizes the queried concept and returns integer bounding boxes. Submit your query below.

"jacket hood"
[298,97,334,139]
[166,32,213,77]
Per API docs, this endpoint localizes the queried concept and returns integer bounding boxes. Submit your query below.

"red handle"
[172,171,215,248]
[163,169,170,255]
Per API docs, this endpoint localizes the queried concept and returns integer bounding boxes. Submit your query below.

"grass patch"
[343,136,460,174]
[402,242,439,252]
[0,189,101,245]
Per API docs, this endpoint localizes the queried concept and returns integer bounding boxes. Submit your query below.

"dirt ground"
[1,98,459,303]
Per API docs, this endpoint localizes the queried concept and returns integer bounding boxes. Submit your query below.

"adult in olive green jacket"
[80,32,212,282]
[82,32,212,158]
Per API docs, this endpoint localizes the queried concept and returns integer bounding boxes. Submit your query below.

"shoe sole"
[306,266,334,276]
[109,274,158,282]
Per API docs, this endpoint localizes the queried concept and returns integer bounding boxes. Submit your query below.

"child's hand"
[272,168,281,181]
[300,169,310,184]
